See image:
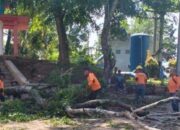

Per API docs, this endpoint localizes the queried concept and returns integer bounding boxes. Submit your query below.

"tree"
[142,0,178,59]
[48,0,105,69]
[101,0,138,82]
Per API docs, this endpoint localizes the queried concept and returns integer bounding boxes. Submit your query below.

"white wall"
[110,38,130,71]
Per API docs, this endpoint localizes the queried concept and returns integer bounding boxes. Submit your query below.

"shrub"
[0,99,39,122]
[46,67,71,88]
[0,99,26,115]
[45,85,86,116]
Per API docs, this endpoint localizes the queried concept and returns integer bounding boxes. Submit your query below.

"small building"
[96,33,154,71]
[110,37,131,71]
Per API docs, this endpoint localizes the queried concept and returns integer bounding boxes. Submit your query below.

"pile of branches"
[65,97,180,130]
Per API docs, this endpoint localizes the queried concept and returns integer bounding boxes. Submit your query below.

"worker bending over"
[168,70,179,112]
[84,68,101,100]
[135,66,148,104]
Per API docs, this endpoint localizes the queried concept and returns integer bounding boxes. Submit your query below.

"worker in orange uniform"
[0,74,5,102]
[135,65,148,104]
[168,70,179,112]
[84,68,101,100]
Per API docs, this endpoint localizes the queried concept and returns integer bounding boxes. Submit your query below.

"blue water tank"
[130,33,150,71]
[0,0,5,14]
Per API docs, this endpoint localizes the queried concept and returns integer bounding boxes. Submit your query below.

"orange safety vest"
[168,76,178,93]
[176,76,180,90]
[0,80,4,89]
[135,72,147,85]
[87,72,101,91]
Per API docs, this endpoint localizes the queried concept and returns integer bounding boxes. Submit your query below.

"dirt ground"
[0,118,158,130]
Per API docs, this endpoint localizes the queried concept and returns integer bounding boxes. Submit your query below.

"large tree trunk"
[5,30,12,55]
[101,0,118,83]
[55,14,70,68]
[158,13,165,60]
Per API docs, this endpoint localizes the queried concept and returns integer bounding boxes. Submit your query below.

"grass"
[46,116,77,127]
[107,120,134,130]
[0,113,39,123]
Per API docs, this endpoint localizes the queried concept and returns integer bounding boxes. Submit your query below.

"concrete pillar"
[0,21,3,55]
[13,27,19,56]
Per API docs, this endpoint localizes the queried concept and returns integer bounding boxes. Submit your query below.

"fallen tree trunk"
[73,99,133,112]
[134,97,180,113]
[5,86,45,106]
[66,106,159,130]
[66,106,134,119]
[147,112,180,117]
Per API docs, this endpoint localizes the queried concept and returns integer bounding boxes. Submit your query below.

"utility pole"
[177,12,180,75]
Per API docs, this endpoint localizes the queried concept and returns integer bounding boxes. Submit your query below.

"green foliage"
[145,61,159,78]
[143,0,178,14]
[1,100,26,115]
[0,113,38,123]
[46,68,70,88]
[128,18,154,34]
[45,85,85,116]
[0,100,39,122]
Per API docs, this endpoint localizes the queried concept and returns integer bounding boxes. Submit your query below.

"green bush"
[45,85,86,116]
[0,99,39,122]
[1,99,26,115]
[46,68,71,88]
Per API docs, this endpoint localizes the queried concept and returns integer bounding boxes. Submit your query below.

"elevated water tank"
[130,33,150,71]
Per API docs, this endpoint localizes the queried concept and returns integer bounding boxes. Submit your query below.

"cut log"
[5,86,45,106]
[66,106,134,119]
[134,97,180,113]
[73,99,133,112]
[4,60,29,85]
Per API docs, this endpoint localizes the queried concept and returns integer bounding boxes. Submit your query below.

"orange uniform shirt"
[87,72,101,91]
[0,80,4,89]
[168,76,178,93]
[135,72,147,85]
[176,76,180,90]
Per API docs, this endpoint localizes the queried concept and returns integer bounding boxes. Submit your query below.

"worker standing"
[84,68,101,100]
[167,70,179,112]
[135,65,148,104]
[0,74,5,102]
[115,70,125,91]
